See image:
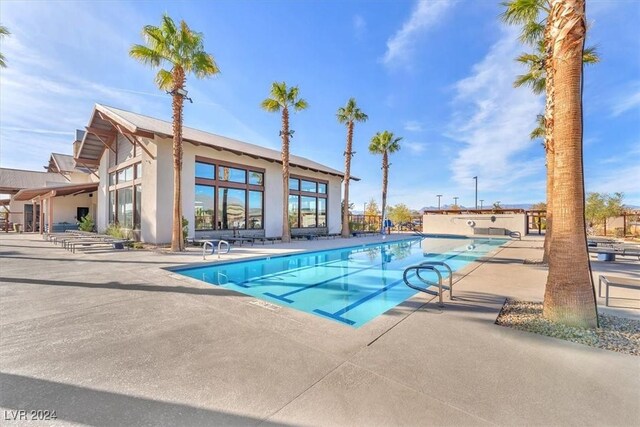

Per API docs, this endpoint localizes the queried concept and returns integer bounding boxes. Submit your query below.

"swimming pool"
[175,236,507,328]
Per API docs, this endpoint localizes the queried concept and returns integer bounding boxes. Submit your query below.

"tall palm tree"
[130,15,219,251]
[0,25,10,68]
[502,0,598,264]
[369,131,401,233]
[543,0,597,328]
[261,82,308,243]
[337,98,368,238]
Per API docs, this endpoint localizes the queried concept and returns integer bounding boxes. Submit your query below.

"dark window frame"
[194,156,265,231]
[288,174,328,229]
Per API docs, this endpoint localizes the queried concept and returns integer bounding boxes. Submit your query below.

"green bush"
[105,223,127,239]
[182,216,189,242]
[78,215,94,232]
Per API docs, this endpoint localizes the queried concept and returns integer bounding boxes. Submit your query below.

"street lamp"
[167,87,193,103]
[436,195,442,210]
[480,199,484,209]
[473,176,478,210]
[453,196,459,207]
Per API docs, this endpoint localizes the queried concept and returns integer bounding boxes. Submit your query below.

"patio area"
[0,232,638,425]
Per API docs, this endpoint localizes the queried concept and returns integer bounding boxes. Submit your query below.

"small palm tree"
[543,0,597,328]
[0,25,10,68]
[261,82,308,243]
[369,131,401,233]
[337,98,368,238]
[130,15,219,251]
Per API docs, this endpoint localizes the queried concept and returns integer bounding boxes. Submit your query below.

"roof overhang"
[13,182,98,202]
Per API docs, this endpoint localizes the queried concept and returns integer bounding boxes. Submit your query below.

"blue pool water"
[176,237,507,328]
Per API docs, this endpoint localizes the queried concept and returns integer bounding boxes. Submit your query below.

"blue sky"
[1,0,638,209]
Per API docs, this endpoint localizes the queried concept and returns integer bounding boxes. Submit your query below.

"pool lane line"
[263,263,381,303]
[313,276,408,326]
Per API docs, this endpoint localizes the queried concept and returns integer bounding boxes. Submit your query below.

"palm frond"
[0,53,6,68]
[129,44,164,67]
[519,20,545,45]
[191,51,220,78]
[293,98,308,112]
[0,25,10,36]
[261,98,281,112]
[500,0,545,25]
[155,69,174,90]
[583,45,600,64]
[369,131,402,154]
[530,114,545,140]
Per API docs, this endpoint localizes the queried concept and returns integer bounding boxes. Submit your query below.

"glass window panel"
[249,171,264,186]
[134,185,142,229]
[301,180,317,193]
[218,166,246,183]
[288,195,299,228]
[318,198,327,227]
[248,191,263,229]
[108,190,116,224]
[289,178,299,191]
[217,188,246,229]
[318,183,327,194]
[117,166,133,183]
[116,187,133,229]
[109,172,116,186]
[300,196,317,228]
[194,185,215,230]
[135,163,142,180]
[195,162,215,179]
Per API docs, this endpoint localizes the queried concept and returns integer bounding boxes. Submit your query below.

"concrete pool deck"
[0,232,638,425]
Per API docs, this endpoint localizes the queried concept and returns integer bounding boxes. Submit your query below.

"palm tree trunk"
[543,17,555,264]
[342,121,354,238]
[281,107,291,243]
[543,0,597,328]
[171,67,186,252]
[381,151,388,234]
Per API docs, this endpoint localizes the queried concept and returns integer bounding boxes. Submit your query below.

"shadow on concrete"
[0,254,192,266]
[0,276,246,298]
[0,372,284,426]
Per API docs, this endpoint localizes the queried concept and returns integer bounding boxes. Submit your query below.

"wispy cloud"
[610,84,640,117]
[381,0,456,68]
[403,141,427,154]
[404,120,423,132]
[446,26,544,190]
[353,14,367,40]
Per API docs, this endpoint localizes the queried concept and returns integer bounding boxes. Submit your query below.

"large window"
[288,176,329,228]
[108,161,142,229]
[217,188,246,229]
[194,157,265,231]
[195,185,215,230]
[117,187,133,229]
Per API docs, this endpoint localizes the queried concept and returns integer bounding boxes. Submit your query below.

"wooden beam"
[85,126,116,138]
[133,129,156,139]
[75,157,100,166]
[132,135,156,160]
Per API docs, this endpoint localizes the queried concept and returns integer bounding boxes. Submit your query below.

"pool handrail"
[403,265,444,307]
[416,261,454,299]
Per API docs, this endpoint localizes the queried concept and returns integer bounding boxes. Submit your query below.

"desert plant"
[78,215,94,232]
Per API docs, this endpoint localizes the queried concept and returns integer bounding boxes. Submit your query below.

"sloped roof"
[78,104,354,180]
[13,182,98,202]
[0,168,69,194]
[47,153,92,174]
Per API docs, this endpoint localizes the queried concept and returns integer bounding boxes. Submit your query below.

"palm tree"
[261,82,308,243]
[502,0,598,264]
[369,131,401,233]
[543,0,597,328]
[130,15,219,251]
[0,25,10,68]
[337,98,368,238]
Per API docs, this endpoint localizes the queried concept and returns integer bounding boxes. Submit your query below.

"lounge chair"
[598,275,640,307]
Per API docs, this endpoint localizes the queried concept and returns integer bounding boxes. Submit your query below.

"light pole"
[436,195,442,210]
[473,176,478,210]
[453,196,459,207]
[480,199,484,209]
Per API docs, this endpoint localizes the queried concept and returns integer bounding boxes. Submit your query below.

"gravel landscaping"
[496,300,640,356]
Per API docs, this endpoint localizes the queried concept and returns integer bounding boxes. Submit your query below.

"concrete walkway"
[0,233,638,426]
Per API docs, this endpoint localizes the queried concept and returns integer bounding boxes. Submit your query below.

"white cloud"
[404,120,423,132]
[381,0,456,67]
[353,15,366,40]
[446,26,544,191]
[610,86,640,117]
[403,141,427,154]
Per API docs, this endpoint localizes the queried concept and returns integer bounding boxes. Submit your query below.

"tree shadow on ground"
[0,276,245,298]
[0,372,285,426]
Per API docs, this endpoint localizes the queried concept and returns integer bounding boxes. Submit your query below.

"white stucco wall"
[96,152,109,232]
[422,213,527,236]
[43,193,94,226]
